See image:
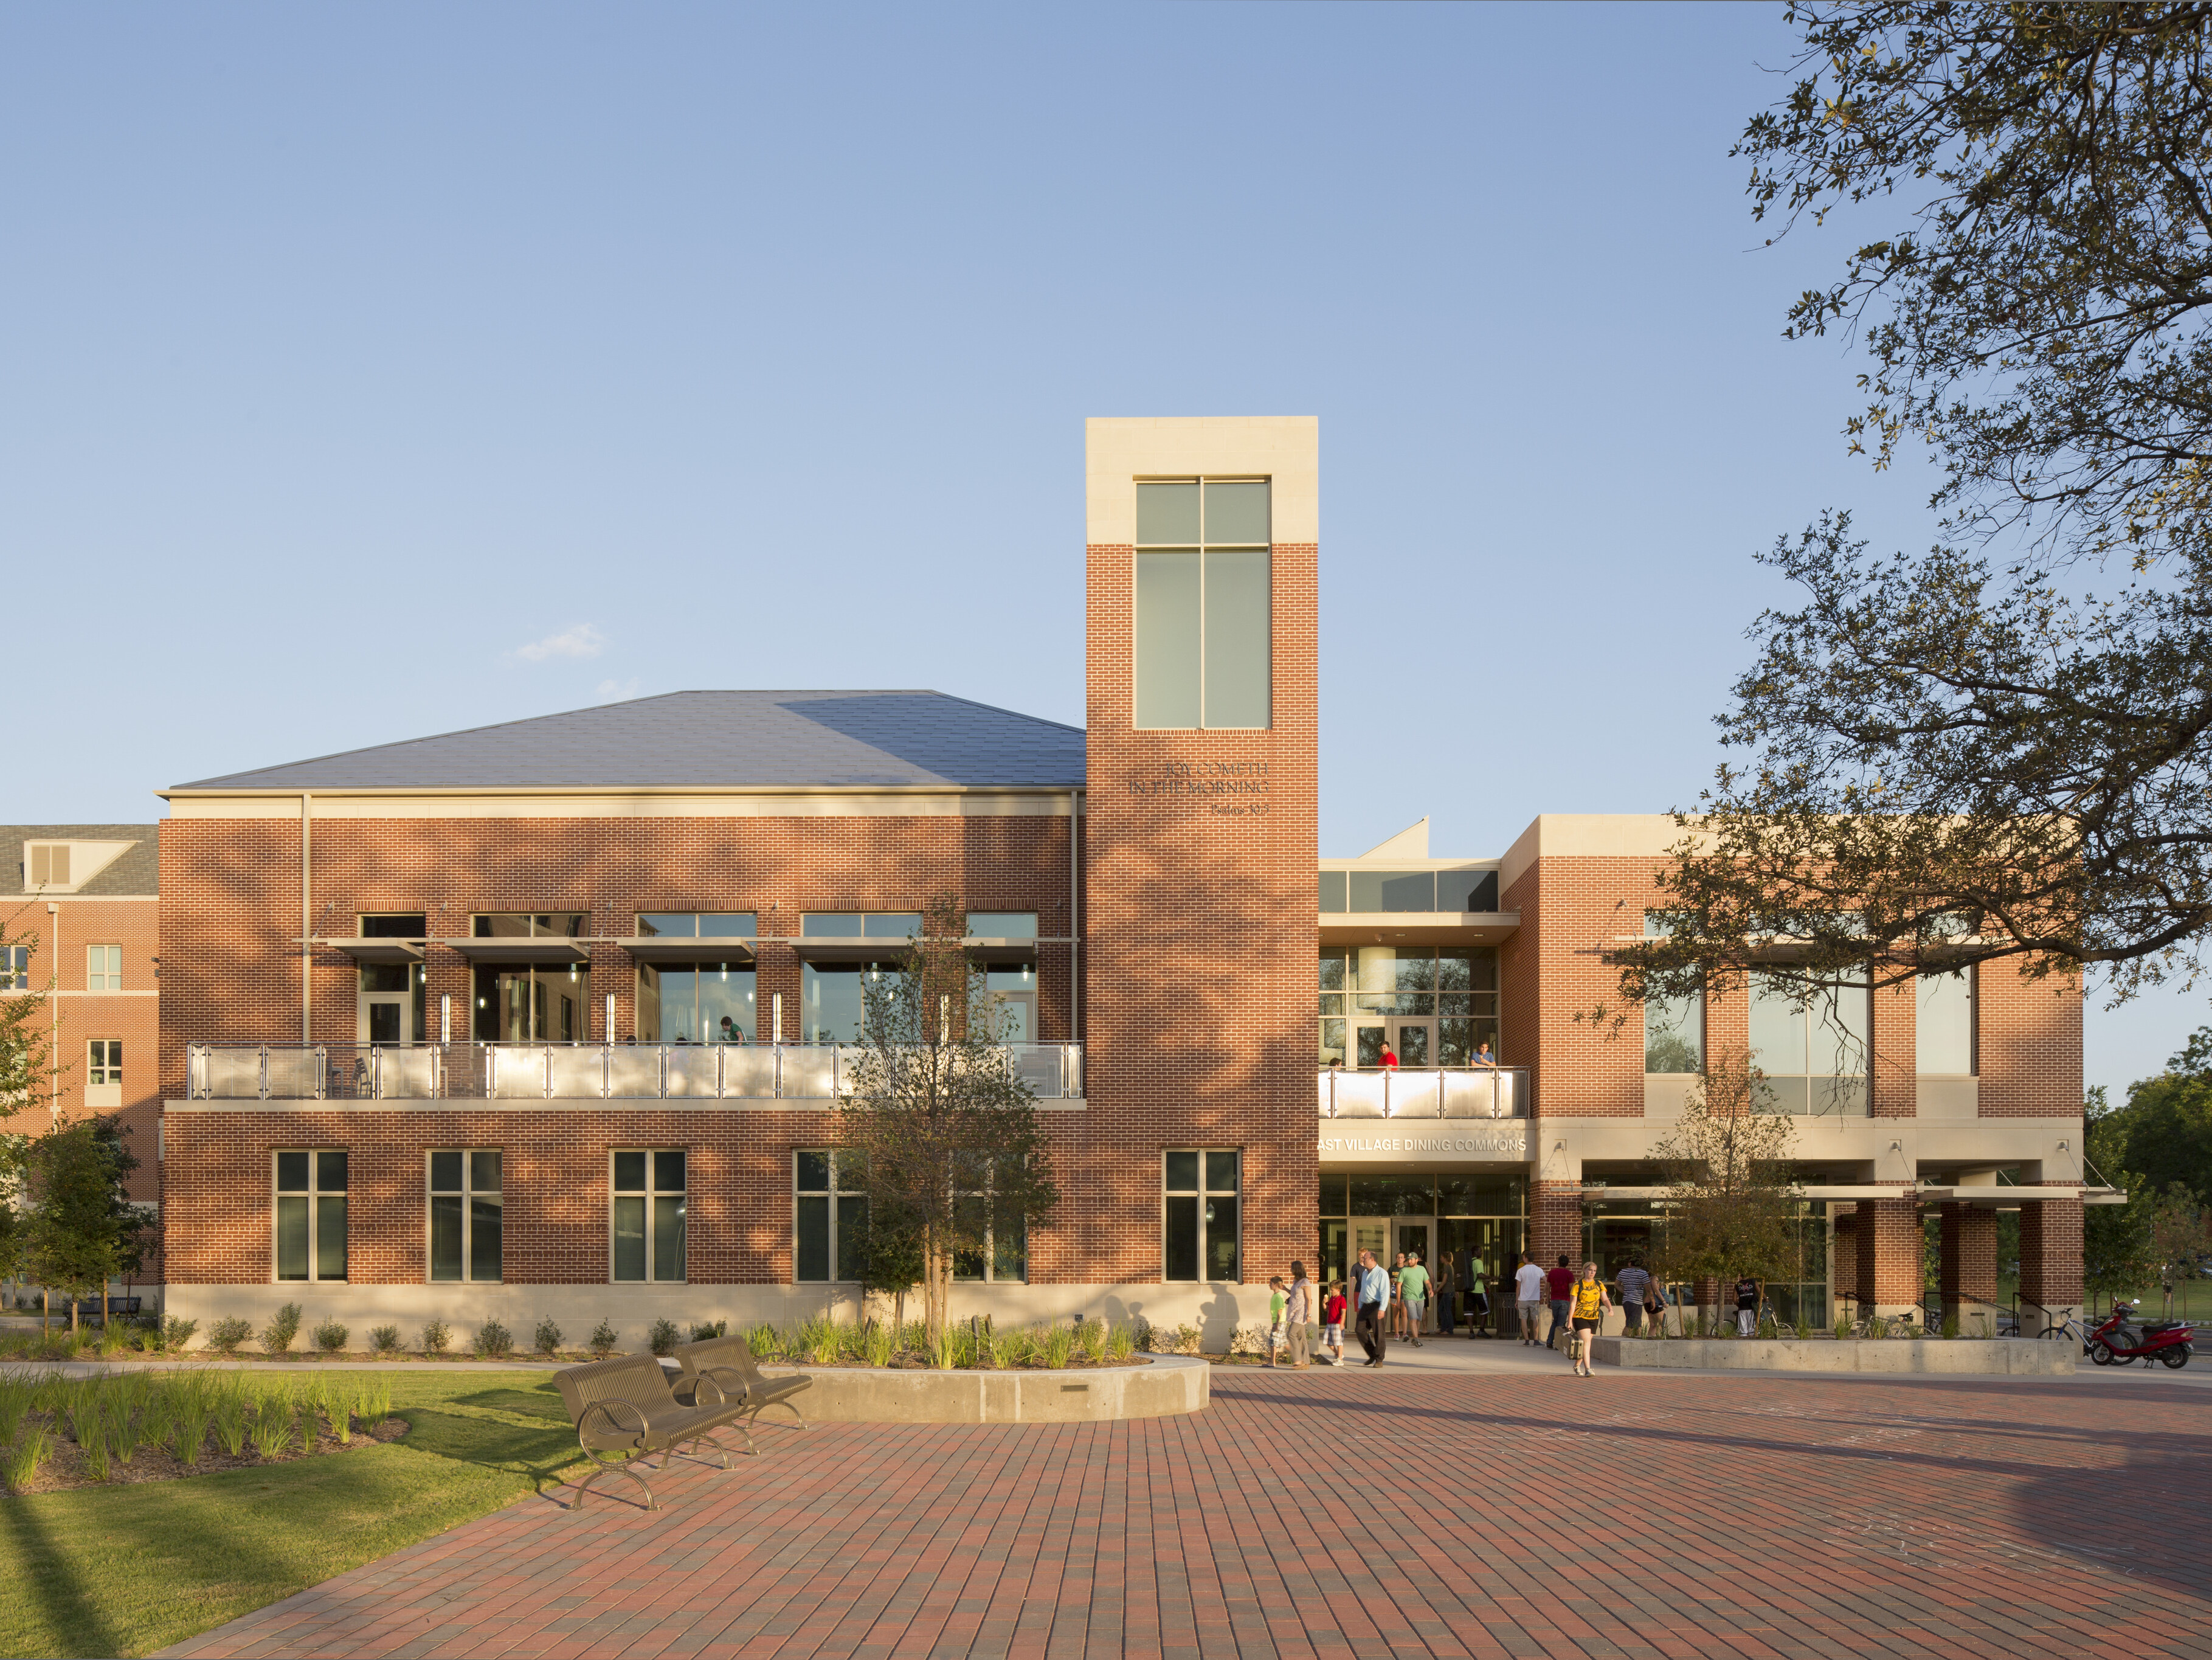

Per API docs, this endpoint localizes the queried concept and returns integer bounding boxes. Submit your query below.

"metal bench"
[671,1335,812,1453]
[551,1354,752,1512]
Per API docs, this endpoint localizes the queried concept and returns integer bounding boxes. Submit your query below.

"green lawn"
[0,1371,585,1659]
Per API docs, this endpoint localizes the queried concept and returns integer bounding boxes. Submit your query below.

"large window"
[474,963,592,1042]
[612,1150,685,1282]
[1749,973,1870,1114]
[429,1150,502,1282]
[2,946,27,990]
[1134,479,1271,729]
[1318,869,1500,913]
[1164,1150,1240,1281]
[86,945,122,991]
[275,1150,347,1282]
[953,1155,1028,1282]
[1916,967,1976,1075]
[1318,947,1498,1067]
[1641,919,1703,1074]
[801,961,908,1045]
[793,1151,869,1281]
[638,964,756,1043]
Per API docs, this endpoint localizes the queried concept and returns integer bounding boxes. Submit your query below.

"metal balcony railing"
[184,1041,1085,1103]
[1316,1065,1529,1120]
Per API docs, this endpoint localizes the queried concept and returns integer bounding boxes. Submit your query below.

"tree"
[2148,1184,2212,1317]
[834,897,1059,1356]
[1614,5,2212,1008]
[0,918,54,1123]
[21,1118,149,1332]
[1648,1049,1804,1329]
[852,1196,927,1343]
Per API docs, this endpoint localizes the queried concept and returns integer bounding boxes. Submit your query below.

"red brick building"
[153,417,2087,1345]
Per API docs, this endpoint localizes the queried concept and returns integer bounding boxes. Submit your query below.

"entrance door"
[359,965,415,1046]
[1349,1218,1389,1288]
[1395,1218,1433,1331]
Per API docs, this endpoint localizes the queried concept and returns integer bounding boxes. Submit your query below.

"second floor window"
[86,946,122,991]
[86,1040,122,1087]
[1,946,26,990]
[1749,974,1871,1114]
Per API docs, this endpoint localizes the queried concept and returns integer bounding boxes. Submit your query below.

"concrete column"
[2019,1194,2084,1335]
[1938,1203,2000,1336]
[1854,1194,1923,1318]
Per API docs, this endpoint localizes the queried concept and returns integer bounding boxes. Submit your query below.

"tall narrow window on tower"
[1133,479,1271,728]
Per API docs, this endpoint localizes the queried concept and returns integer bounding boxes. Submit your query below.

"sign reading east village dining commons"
[1318,1127,1529,1162]
[1125,761,1270,817]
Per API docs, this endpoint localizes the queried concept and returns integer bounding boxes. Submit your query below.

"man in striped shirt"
[1616,1257,1652,1335]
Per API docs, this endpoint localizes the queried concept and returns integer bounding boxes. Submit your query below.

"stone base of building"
[1595,1336,2075,1374]
[164,1281,1279,1354]
[754,1354,1208,1422]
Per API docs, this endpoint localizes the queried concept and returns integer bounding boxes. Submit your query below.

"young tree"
[2148,1185,2212,1319]
[834,897,1059,1355]
[0,918,54,1124]
[1649,1049,1803,1331]
[21,1118,150,1332]
[1612,6,2212,1011]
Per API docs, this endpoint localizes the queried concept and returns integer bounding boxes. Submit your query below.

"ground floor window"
[613,1150,685,1281]
[1582,1198,1831,1327]
[1165,1150,1239,1281]
[430,1150,502,1282]
[275,1150,347,1282]
[1318,1172,1524,1330]
[794,1151,868,1281]
[953,1156,1027,1283]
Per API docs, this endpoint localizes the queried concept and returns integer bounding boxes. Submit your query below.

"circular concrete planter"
[752,1354,1209,1422]
[1594,1336,2075,1374]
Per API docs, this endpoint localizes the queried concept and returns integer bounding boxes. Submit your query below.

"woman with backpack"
[1568,1260,1611,1378]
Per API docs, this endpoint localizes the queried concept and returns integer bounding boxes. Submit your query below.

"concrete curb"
[1594,1336,2076,1374]
[752,1355,1210,1422]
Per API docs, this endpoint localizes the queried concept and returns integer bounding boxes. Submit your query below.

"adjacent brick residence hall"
[7,827,161,1211]
[156,417,2090,1345]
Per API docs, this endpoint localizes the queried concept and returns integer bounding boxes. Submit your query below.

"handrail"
[184,1040,1084,1103]
[1315,1065,1530,1121]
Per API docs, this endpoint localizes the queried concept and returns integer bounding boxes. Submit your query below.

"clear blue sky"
[3,2,2197,1095]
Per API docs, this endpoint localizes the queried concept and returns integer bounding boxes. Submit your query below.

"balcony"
[1318,1066,1528,1120]
[184,1042,1085,1103]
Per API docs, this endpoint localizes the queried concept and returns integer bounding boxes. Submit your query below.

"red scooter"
[2087,1301,2196,1368]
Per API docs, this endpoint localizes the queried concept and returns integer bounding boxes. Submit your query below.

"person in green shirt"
[1398,1252,1430,1347]
[1266,1275,1288,1367]
[1467,1254,1489,1338]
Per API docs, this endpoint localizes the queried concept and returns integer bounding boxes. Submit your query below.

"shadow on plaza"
[1217,1369,2212,1607]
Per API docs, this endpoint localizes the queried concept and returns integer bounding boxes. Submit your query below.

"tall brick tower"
[1082,417,1319,1290]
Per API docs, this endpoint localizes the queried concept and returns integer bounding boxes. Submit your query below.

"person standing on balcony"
[1473,1038,1498,1067]
[1379,1040,1398,1070]
[1355,1250,1390,1367]
[718,1016,747,1045]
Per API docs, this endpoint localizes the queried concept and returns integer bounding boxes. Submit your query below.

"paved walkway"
[161,1360,2212,1660]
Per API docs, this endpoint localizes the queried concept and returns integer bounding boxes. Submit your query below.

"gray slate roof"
[172,691,1087,792]
[4,826,159,895]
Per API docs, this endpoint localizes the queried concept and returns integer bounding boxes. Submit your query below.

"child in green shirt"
[1267,1275,1288,1367]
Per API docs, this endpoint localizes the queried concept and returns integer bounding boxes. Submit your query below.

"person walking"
[1735,1274,1764,1337]
[1321,1279,1348,1365]
[1266,1276,1288,1367]
[1400,1251,1429,1348]
[1468,1253,1491,1338]
[1545,1254,1577,1351]
[1389,1252,1409,1339]
[1355,1250,1391,1367]
[1437,1248,1457,1337]
[1285,1261,1315,1369]
[1514,1252,1546,1345]
[1616,1255,1652,1337]
[1568,1261,1611,1377]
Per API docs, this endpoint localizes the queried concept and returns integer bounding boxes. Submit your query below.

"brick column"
[1832,1206,1859,1303]
[2019,1193,2084,1335]
[1854,1194,1923,1317]
[1938,1203,2000,1335]
[1529,1180,1581,1279]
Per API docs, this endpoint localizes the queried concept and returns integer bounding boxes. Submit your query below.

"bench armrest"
[578,1398,648,1451]
[697,1366,754,1405]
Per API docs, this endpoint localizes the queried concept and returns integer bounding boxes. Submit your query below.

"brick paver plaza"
[164,1361,2212,1660]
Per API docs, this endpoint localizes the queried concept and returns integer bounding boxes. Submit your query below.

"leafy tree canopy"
[1615,3,2212,1009]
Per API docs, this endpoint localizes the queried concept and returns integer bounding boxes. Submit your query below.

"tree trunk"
[41,1287,48,1335]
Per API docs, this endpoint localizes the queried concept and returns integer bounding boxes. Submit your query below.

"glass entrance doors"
[358,964,424,1046]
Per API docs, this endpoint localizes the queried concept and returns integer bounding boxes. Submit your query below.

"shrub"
[648,1318,680,1357]
[369,1324,401,1354]
[160,1315,198,1354]
[313,1319,349,1355]
[261,1302,302,1356]
[589,1318,618,1358]
[1173,1323,1201,1356]
[474,1319,514,1360]
[688,1319,727,1343]
[421,1318,452,1355]
[534,1316,562,1357]
[207,1316,253,1357]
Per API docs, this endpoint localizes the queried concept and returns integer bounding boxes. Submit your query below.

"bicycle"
[1851,1309,1923,1340]
[2037,1312,2090,1352]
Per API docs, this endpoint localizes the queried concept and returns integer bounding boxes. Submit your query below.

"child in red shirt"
[1322,1282,1348,1365]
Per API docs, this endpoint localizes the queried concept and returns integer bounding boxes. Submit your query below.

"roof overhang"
[1320,911,1519,947]
[618,938,758,966]
[445,938,593,965]
[325,939,426,966]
